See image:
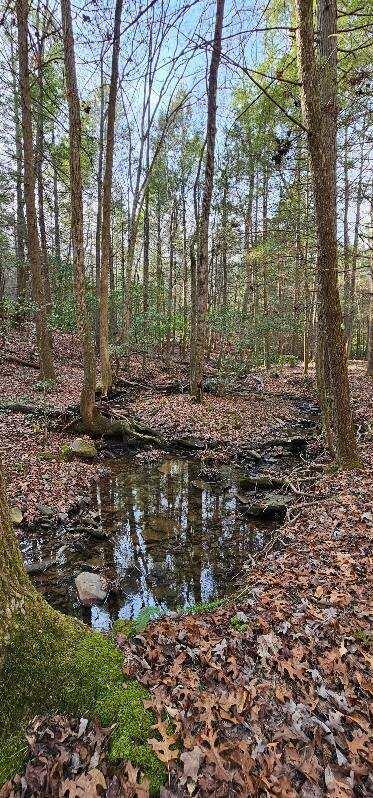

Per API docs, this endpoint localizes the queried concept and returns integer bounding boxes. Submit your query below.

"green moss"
[39,451,56,462]
[0,732,27,786]
[111,619,136,638]
[230,617,248,633]
[0,607,163,794]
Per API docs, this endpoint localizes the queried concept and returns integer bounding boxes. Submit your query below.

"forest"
[0,0,372,795]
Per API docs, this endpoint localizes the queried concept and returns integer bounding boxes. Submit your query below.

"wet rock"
[74,572,108,605]
[76,561,101,572]
[10,506,23,525]
[269,435,307,452]
[239,474,284,491]
[237,491,291,518]
[174,436,205,450]
[55,545,69,562]
[245,450,262,462]
[37,503,55,517]
[25,558,56,574]
[65,437,97,460]
[88,527,110,541]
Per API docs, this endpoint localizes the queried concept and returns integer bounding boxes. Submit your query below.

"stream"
[20,400,319,631]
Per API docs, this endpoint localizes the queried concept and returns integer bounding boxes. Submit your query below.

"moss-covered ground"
[0,605,165,794]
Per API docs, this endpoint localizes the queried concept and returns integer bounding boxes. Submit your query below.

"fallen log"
[0,401,72,419]
[1,354,39,370]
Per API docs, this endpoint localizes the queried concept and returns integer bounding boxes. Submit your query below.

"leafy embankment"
[117,453,372,796]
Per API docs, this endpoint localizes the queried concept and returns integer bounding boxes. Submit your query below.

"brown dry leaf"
[347,732,370,757]
[286,744,322,782]
[0,782,13,798]
[122,763,150,798]
[148,724,179,766]
[180,745,204,784]
[61,767,106,797]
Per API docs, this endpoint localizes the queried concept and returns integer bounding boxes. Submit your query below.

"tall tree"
[295,0,359,467]
[35,4,52,310]
[16,0,55,380]
[190,0,225,400]
[99,0,123,396]
[10,36,28,303]
[61,0,96,426]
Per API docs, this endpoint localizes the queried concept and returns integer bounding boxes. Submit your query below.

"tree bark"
[35,17,52,310]
[16,0,55,380]
[52,126,62,265]
[295,0,359,467]
[345,121,367,355]
[11,38,28,303]
[367,200,373,377]
[99,0,123,395]
[61,0,96,425]
[190,0,225,400]
[95,52,105,350]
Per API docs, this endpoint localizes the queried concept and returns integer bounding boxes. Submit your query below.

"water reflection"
[21,457,274,631]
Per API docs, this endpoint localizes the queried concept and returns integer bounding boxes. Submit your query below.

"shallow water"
[21,455,278,631]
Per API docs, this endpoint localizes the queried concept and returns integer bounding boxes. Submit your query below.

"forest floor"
[0,324,372,797]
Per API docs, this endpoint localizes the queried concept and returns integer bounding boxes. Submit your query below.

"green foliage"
[132,606,164,633]
[230,617,248,633]
[35,379,56,393]
[0,298,36,333]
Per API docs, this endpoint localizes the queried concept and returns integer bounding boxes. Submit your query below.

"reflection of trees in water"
[90,457,266,621]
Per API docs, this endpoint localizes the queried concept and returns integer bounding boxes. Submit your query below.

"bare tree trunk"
[99,0,123,395]
[61,0,96,425]
[242,169,254,318]
[303,160,311,374]
[95,52,105,350]
[11,37,28,303]
[181,190,188,354]
[51,126,61,265]
[367,198,373,376]
[165,204,176,369]
[16,0,55,380]
[262,167,270,369]
[190,0,225,400]
[35,13,52,309]
[367,266,373,377]
[345,122,367,355]
[295,0,359,467]
[343,122,350,330]
[156,192,163,323]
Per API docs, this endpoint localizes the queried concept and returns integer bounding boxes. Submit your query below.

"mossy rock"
[0,607,164,794]
[10,507,23,526]
[62,437,98,460]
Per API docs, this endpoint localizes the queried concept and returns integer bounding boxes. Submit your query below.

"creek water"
[21,400,318,631]
[21,455,279,631]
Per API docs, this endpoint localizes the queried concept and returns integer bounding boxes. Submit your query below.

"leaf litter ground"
[0,326,372,796]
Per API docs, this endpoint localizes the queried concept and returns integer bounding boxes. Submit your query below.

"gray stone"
[75,571,108,605]
[68,437,97,459]
[239,474,284,491]
[37,503,55,517]
[25,558,55,574]
[238,491,290,517]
